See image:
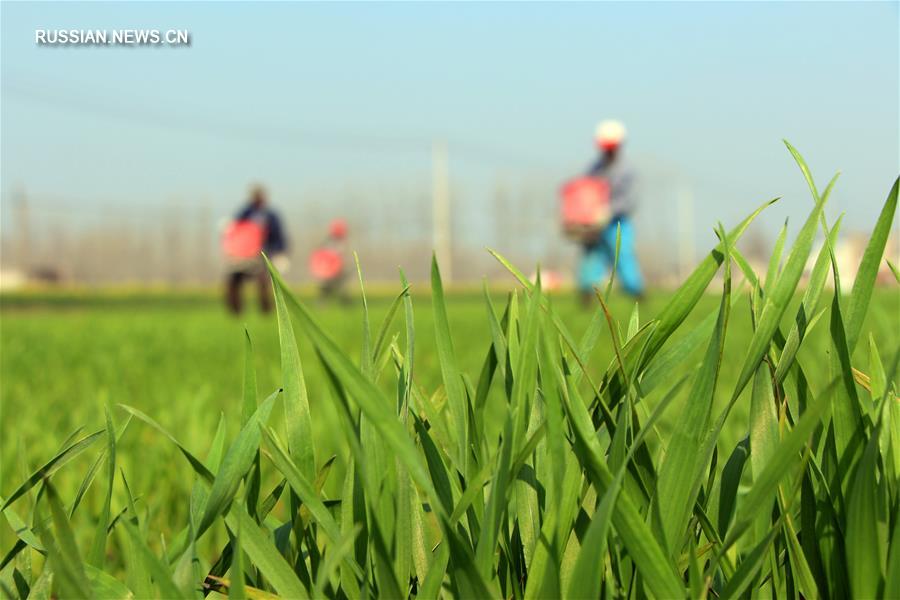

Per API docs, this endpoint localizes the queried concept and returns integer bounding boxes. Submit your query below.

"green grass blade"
[119,518,187,599]
[223,506,309,599]
[196,391,279,538]
[764,218,789,297]
[654,225,732,555]
[266,264,441,514]
[266,257,316,484]
[1,430,103,512]
[719,527,779,599]
[39,481,91,599]
[259,427,356,562]
[730,170,829,403]
[228,515,246,600]
[717,438,749,536]
[566,473,620,599]
[431,254,469,470]
[774,216,843,384]
[885,516,900,599]
[560,372,684,598]
[118,404,215,483]
[371,284,409,373]
[724,380,834,550]
[84,564,134,599]
[87,405,116,567]
[353,251,373,377]
[844,177,898,352]
[641,198,776,366]
[68,413,132,520]
[242,331,262,522]
[846,434,886,598]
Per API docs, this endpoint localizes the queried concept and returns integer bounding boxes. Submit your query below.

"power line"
[3,79,549,168]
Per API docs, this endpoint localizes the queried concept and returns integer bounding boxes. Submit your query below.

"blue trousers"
[578,216,644,296]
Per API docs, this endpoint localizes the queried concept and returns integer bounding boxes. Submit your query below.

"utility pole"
[677,183,695,281]
[432,140,452,283]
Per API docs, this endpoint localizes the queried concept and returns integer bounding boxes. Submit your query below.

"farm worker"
[309,219,349,302]
[221,184,289,314]
[578,120,645,302]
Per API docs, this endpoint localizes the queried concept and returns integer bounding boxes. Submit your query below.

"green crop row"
[1,143,898,598]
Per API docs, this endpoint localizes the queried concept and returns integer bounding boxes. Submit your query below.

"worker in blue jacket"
[223,185,289,314]
[579,120,645,302]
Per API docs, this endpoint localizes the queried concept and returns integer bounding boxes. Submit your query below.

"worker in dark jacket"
[221,185,289,314]
[578,120,644,301]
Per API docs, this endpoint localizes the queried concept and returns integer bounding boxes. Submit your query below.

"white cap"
[595,120,626,148]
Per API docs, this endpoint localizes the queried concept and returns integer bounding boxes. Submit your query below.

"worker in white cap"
[577,119,645,301]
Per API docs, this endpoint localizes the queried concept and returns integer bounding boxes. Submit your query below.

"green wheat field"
[1,147,898,599]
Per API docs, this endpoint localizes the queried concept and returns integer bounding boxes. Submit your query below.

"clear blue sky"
[2,1,898,251]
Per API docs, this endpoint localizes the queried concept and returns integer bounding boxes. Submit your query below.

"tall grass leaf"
[475,413,515,577]
[1,430,103,512]
[313,524,361,599]
[844,177,898,352]
[268,266,441,515]
[39,481,91,599]
[566,473,620,600]
[394,455,414,590]
[353,252,373,377]
[719,527,779,599]
[242,331,262,522]
[730,175,829,403]
[717,438,749,536]
[827,264,865,472]
[560,372,683,598]
[431,255,469,471]
[196,391,278,538]
[228,515,246,600]
[84,564,134,600]
[764,218,789,297]
[654,228,731,555]
[223,506,309,599]
[25,566,52,600]
[443,518,496,599]
[371,284,409,371]
[418,543,449,600]
[781,504,819,600]
[868,334,887,403]
[724,381,834,549]
[749,362,779,542]
[774,216,842,384]
[885,516,900,599]
[67,414,132,522]
[887,258,900,284]
[846,434,886,598]
[266,257,316,484]
[119,519,186,599]
[603,221,621,301]
[483,281,508,379]
[87,406,117,568]
[0,497,43,553]
[640,291,742,396]
[641,198,776,367]
[259,428,356,563]
[117,405,215,483]
[117,472,153,598]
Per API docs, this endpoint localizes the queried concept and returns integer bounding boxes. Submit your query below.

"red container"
[222,220,266,259]
[309,248,344,280]
[560,176,611,241]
